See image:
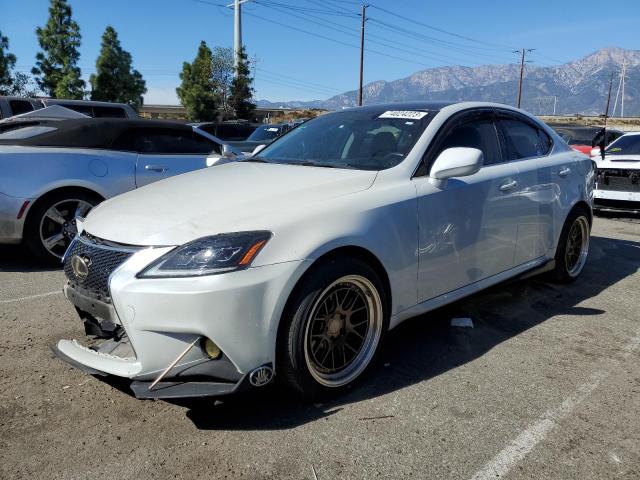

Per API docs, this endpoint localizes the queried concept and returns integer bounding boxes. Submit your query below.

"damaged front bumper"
[54,235,309,399]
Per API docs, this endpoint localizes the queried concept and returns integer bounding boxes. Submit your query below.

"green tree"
[32,0,85,99]
[176,41,219,121]
[0,30,17,95]
[211,47,234,117]
[229,47,256,120]
[11,73,39,97]
[89,26,146,108]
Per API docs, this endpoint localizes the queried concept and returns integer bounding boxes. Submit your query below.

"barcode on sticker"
[379,110,428,120]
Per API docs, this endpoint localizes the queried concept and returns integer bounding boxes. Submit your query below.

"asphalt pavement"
[0,214,638,479]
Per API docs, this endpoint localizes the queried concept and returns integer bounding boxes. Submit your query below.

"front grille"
[596,168,640,192]
[63,234,137,301]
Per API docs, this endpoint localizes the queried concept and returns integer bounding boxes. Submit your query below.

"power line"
[255,1,514,67]
[368,4,517,51]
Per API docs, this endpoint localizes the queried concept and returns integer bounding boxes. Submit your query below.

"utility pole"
[604,72,614,127]
[612,60,626,117]
[599,71,614,159]
[621,60,626,118]
[228,0,253,75]
[358,4,368,107]
[553,95,557,115]
[514,48,534,108]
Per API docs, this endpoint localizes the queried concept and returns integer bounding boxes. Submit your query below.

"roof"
[0,118,194,148]
[341,101,458,114]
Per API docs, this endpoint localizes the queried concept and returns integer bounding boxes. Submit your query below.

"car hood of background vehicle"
[83,161,378,246]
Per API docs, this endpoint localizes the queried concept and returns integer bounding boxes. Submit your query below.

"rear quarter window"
[9,100,35,116]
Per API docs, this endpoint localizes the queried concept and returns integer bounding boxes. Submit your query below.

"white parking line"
[469,330,640,480]
[0,290,61,304]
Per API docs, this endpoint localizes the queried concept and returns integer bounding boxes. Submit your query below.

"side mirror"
[429,147,483,187]
[222,143,236,159]
[251,144,267,157]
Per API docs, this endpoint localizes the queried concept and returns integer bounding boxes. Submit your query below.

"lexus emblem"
[71,254,91,280]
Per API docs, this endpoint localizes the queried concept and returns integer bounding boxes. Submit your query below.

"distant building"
[138,104,328,123]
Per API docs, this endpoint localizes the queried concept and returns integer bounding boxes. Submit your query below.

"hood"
[83,161,378,246]
[596,155,640,170]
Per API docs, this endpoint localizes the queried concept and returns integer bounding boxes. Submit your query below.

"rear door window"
[93,106,127,118]
[497,114,552,160]
[62,104,95,117]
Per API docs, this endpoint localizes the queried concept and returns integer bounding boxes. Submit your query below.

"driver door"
[415,109,521,302]
[113,127,220,188]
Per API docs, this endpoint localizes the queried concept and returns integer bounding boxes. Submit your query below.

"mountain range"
[257,47,640,116]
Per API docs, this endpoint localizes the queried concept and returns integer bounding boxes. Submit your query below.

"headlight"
[137,231,271,278]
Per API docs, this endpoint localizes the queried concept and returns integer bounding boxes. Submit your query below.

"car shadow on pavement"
[176,233,639,431]
[0,245,62,272]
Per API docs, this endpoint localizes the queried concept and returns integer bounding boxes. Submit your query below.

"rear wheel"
[277,257,388,398]
[549,207,590,283]
[24,191,100,265]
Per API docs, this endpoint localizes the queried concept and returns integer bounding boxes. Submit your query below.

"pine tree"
[0,30,17,95]
[89,26,146,108]
[176,41,219,122]
[229,47,256,120]
[32,0,85,99]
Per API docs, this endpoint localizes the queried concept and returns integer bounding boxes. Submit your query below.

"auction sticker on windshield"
[379,110,429,120]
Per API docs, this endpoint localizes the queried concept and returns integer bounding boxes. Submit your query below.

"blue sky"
[2,0,639,104]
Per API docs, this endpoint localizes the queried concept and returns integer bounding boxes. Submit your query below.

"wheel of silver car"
[303,275,384,388]
[25,191,101,264]
[564,215,589,278]
[39,198,94,259]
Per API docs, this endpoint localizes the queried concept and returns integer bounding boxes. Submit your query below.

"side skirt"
[389,256,552,329]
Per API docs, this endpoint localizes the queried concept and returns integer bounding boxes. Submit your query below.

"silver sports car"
[0,118,236,263]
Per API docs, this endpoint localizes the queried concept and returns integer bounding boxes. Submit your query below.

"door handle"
[144,164,168,173]
[558,167,571,177]
[499,180,518,192]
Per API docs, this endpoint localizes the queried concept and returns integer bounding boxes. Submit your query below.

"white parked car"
[0,118,237,263]
[591,131,640,213]
[54,102,594,400]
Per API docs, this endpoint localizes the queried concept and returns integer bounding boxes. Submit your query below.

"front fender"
[256,182,419,316]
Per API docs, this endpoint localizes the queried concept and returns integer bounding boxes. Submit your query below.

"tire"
[277,256,389,399]
[24,190,101,265]
[549,206,591,283]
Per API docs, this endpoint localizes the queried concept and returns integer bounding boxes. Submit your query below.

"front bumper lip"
[52,342,260,399]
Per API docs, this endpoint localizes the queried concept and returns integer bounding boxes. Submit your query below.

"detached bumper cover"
[56,242,310,397]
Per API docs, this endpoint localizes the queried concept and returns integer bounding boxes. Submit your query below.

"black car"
[226,123,296,154]
[192,121,259,141]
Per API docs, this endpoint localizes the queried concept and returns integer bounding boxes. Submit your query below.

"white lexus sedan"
[54,102,594,400]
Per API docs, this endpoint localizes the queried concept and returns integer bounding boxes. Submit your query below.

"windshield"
[605,135,640,156]
[247,125,282,141]
[554,128,595,145]
[255,109,434,170]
